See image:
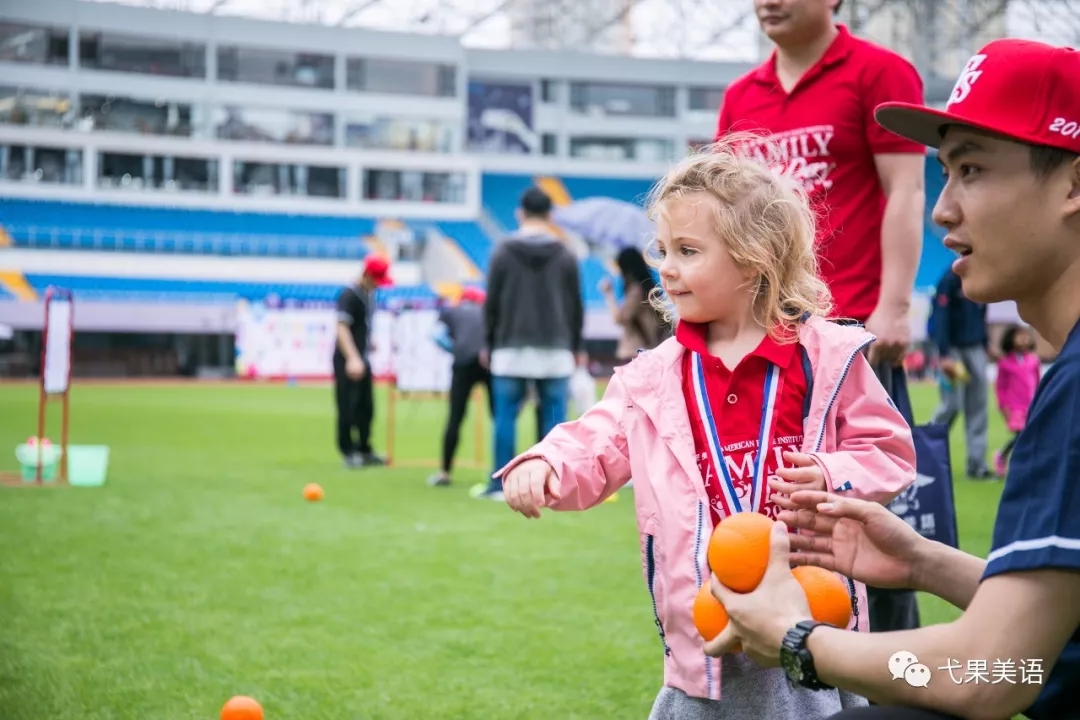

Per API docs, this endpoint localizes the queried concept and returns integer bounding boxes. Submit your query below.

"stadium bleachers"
[21,274,439,306]
[434,221,494,274]
[0,199,375,259]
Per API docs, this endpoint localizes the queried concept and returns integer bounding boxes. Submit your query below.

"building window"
[0,144,82,185]
[688,87,725,112]
[98,152,218,193]
[78,31,206,78]
[234,161,345,198]
[363,168,465,204]
[80,94,201,137]
[569,136,675,162]
[0,23,69,65]
[0,86,73,128]
[540,79,557,103]
[345,116,455,153]
[346,57,456,97]
[214,106,333,146]
[541,133,558,156]
[569,82,676,118]
[217,46,334,89]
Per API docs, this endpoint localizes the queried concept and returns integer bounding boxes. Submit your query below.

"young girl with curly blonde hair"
[495,137,916,718]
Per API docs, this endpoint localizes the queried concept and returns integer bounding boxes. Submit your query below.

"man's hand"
[479,349,489,369]
[346,356,366,380]
[502,458,561,519]
[704,521,813,667]
[576,351,589,368]
[775,488,929,591]
[865,301,910,367]
[938,356,961,381]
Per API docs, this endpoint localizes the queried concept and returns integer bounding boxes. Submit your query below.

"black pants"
[442,359,492,473]
[334,360,374,458]
[828,707,961,719]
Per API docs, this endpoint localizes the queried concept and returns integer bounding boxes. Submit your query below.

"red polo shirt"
[677,322,808,527]
[714,24,925,323]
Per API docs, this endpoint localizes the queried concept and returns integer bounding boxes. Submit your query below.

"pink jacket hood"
[497,315,916,701]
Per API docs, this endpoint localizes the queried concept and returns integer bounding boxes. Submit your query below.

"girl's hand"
[502,458,561,519]
[769,452,826,509]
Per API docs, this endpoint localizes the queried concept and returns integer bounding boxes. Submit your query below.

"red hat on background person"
[875,38,1080,154]
[459,286,486,305]
[362,254,393,288]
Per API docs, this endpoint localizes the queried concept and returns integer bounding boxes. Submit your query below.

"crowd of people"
[330,1,1080,717]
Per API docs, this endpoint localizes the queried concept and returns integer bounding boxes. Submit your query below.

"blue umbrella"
[553,197,655,250]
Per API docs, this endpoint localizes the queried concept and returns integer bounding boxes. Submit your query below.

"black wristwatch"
[779,620,834,691]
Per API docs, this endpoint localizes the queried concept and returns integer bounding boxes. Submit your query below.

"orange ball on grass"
[221,696,263,720]
[303,483,324,501]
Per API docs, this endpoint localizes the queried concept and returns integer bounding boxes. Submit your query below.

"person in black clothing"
[428,286,492,487]
[334,254,391,469]
[474,187,585,500]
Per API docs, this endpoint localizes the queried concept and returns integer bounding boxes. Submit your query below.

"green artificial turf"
[0,380,1007,719]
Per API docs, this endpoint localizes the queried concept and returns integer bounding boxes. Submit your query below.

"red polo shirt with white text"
[677,322,808,528]
[714,25,925,323]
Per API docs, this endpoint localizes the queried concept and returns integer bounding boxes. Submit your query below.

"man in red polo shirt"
[715,0,927,635]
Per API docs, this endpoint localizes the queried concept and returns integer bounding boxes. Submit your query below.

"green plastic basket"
[15,443,62,483]
[67,445,110,487]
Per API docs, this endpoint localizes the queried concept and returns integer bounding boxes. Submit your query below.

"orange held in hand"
[707,511,774,593]
[303,483,324,501]
[692,582,742,652]
[221,695,263,720]
[792,565,852,629]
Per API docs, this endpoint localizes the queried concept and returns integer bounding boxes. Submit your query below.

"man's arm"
[484,250,504,354]
[874,153,925,317]
[808,569,1080,718]
[567,255,584,356]
[911,540,986,610]
[931,274,955,359]
[335,290,363,363]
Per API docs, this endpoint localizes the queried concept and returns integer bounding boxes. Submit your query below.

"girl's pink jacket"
[495,315,916,702]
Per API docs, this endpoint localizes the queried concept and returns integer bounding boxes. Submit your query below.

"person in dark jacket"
[428,286,492,487]
[473,187,585,500]
[930,267,992,478]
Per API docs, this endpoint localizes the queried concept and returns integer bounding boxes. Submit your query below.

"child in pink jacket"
[495,141,916,719]
[994,325,1041,475]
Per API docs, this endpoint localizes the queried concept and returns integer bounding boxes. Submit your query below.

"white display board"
[43,297,72,394]
[234,301,453,391]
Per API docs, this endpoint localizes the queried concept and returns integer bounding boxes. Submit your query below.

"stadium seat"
[0,198,376,259]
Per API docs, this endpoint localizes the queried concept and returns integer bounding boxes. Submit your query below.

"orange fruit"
[792,565,852,629]
[691,582,742,652]
[221,695,263,720]
[707,511,774,592]
[303,483,324,502]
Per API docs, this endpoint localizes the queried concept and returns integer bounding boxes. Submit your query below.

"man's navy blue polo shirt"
[984,320,1080,718]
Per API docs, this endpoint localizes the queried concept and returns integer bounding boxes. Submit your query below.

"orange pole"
[386,380,396,466]
[473,387,483,466]
[60,390,70,483]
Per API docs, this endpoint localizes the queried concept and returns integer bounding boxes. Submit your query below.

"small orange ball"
[221,695,263,720]
[303,483,324,501]
[691,582,743,653]
[707,511,774,593]
[792,565,853,629]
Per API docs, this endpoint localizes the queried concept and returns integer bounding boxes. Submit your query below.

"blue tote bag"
[883,368,960,549]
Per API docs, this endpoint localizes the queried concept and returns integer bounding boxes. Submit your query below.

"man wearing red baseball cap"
[686,38,1080,720]
[333,254,393,468]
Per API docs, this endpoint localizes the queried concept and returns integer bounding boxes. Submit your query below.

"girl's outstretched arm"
[494,375,633,511]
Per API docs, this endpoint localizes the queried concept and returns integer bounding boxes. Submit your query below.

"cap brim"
[874,102,960,149]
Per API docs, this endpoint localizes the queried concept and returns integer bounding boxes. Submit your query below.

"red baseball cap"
[876,38,1080,154]
[460,286,486,304]
[363,255,393,287]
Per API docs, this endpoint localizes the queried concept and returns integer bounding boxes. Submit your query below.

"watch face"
[780,648,803,681]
